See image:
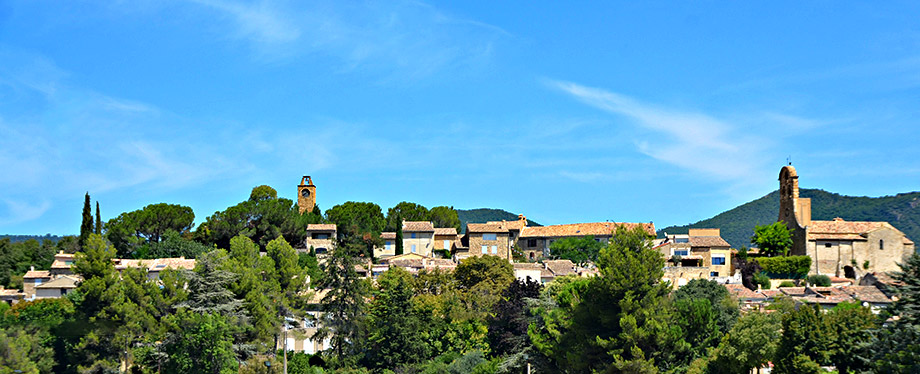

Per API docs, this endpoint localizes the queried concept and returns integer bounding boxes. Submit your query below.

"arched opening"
[529,252,535,260]
[315,247,328,254]
[844,265,856,279]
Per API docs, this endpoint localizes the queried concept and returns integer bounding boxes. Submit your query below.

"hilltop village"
[0,166,917,373]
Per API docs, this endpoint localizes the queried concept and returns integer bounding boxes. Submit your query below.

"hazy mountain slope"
[657,189,920,249]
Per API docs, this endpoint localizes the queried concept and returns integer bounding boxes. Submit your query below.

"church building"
[778,165,914,278]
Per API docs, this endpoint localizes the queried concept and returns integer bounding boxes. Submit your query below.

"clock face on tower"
[301,189,311,197]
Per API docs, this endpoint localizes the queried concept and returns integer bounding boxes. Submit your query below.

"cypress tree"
[79,192,93,248]
[395,216,404,255]
[94,201,102,235]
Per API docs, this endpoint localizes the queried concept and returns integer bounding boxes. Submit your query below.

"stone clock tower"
[297,176,316,214]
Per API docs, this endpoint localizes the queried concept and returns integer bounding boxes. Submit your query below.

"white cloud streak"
[184,0,507,78]
[550,80,764,181]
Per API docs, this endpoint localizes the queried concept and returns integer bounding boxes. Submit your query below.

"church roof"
[808,218,908,241]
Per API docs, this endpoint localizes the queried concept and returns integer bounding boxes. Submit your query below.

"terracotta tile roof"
[760,290,782,298]
[544,259,576,276]
[828,276,855,285]
[689,236,731,248]
[520,222,655,238]
[808,219,908,241]
[844,285,892,304]
[23,270,51,279]
[513,263,543,271]
[0,288,24,297]
[403,221,435,232]
[467,223,505,233]
[36,275,81,289]
[487,220,526,231]
[434,227,458,236]
[724,284,761,300]
[541,268,555,279]
[380,232,396,239]
[306,224,337,231]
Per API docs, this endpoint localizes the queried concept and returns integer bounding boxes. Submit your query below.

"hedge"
[755,255,811,278]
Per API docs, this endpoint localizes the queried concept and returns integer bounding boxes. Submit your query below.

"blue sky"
[2,1,920,235]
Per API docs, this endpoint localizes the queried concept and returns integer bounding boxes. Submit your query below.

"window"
[710,272,719,277]
[491,245,498,254]
[675,238,689,243]
[527,239,536,247]
[483,233,497,241]
[313,233,329,239]
[386,241,393,250]
[880,239,884,250]
[712,256,726,265]
[444,240,450,249]
[482,246,488,254]
[674,250,689,257]
[411,244,417,253]
[411,233,417,239]
[825,243,832,248]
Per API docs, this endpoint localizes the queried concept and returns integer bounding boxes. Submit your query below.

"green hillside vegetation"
[0,234,64,243]
[457,208,541,232]
[658,189,920,249]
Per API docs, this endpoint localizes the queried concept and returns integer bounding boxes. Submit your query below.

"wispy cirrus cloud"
[550,80,766,181]
[185,0,508,78]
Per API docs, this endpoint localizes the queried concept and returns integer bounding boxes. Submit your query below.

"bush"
[756,256,811,278]
[753,272,771,290]
[778,281,796,288]
[807,274,831,287]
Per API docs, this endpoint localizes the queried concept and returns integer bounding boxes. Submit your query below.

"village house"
[656,228,733,281]
[304,224,336,254]
[373,221,457,259]
[777,165,915,277]
[457,223,513,261]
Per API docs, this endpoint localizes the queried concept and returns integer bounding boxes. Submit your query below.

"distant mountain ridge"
[0,234,65,243]
[657,189,920,249]
[457,208,541,233]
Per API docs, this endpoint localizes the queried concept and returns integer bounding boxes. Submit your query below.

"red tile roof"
[544,260,576,276]
[23,270,51,279]
[380,232,396,239]
[689,236,731,248]
[520,222,656,238]
[403,221,435,232]
[434,227,458,236]
[467,223,505,233]
[306,224,337,231]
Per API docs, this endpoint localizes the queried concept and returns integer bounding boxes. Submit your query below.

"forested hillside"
[0,234,64,243]
[658,189,920,249]
[457,208,541,232]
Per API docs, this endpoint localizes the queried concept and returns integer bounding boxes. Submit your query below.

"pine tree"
[79,192,93,248]
[94,201,102,235]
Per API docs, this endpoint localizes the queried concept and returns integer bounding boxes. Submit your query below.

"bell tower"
[778,165,810,255]
[297,176,316,214]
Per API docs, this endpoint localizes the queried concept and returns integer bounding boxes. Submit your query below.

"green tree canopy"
[548,235,604,265]
[429,206,462,232]
[385,201,429,231]
[751,221,793,256]
[106,203,196,256]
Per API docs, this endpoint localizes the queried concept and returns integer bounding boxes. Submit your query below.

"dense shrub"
[756,256,811,278]
[807,274,831,287]
[753,272,771,290]
[778,281,796,288]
